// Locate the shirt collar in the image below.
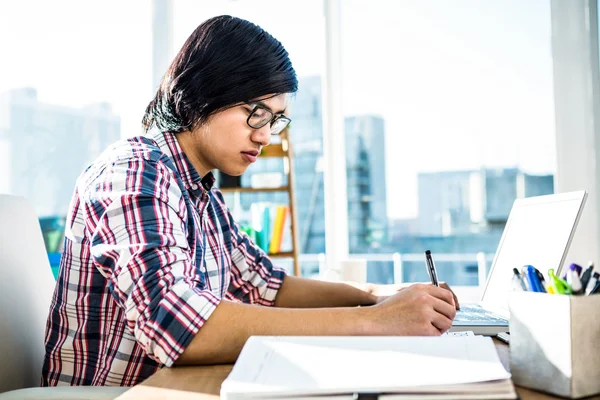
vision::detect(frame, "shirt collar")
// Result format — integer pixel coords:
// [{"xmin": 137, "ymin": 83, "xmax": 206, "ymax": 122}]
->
[{"xmin": 147, "ymin": 127, "xmax": 215, "ymax": 192}]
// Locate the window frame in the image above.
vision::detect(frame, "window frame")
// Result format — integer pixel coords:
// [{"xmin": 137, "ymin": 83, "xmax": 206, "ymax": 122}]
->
[{"xmin": 155, "ymin": 0, "xmax": 600, "ymax": 284}]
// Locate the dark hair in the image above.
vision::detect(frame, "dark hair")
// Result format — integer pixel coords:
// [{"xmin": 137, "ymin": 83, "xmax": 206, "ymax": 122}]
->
[{"xmin": 142, "ymin": 15, "xmax": 298, "ymax": 132}]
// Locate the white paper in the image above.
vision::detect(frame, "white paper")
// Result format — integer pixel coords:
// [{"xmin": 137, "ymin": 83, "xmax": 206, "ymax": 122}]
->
[{"xmin": 221, "ymin": 336, "xmax": 511, "ymax": 399}]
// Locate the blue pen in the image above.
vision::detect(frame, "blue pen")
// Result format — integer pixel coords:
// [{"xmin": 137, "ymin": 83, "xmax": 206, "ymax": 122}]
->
[{"xmin": 524, "ymin": 265, "xmax": 545, "ymax": 292}]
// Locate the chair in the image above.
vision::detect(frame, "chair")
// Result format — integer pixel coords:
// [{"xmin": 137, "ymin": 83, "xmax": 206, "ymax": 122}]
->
[{"xmin": 0, "ymin": 195, "xmax": 127, "ymax": 399}]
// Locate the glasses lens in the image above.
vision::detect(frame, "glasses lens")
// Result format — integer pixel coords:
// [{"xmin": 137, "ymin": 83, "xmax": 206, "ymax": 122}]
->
[
  {"xmin": 248, "ymin": 107, "xmax": 272, "ymax": 129},
  {"xmin": 270, "ymin": 117, "xmax": 291, "ymax": 135}
]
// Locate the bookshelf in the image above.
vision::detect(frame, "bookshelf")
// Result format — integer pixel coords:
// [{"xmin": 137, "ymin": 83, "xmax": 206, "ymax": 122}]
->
[{"xmin": 219, "ymin": 128, "xmax": 301, "ymax": 276}]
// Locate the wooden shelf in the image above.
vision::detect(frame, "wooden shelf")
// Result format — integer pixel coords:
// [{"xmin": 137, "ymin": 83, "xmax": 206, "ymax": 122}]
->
[
  {"xmin": 220, "ymin": 186, "xmax": 289, "ymax": 193},
  {"xmin": 260, "ymin": 143, "xmax": 287, "ymax": 158},
  {"xmin": 268, "ymin": 251, "xmax": 294, "ymax": 258}
]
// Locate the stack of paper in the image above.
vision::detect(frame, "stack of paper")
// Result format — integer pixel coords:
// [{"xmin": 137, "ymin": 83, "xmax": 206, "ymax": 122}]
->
[{"xmin": 221, "ymin": 336, "xmax": 516, "ymax": 400}]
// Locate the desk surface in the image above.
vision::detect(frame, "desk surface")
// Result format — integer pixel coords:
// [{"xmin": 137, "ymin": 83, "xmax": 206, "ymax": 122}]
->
[{"xmin": 116, "ymin": 339, "xmax": 599, "ymax": 400}]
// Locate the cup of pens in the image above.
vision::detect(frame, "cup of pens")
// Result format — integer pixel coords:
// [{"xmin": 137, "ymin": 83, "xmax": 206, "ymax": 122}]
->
[{"xmin": 509, "ymin": 262, "xmax": 600, "ymax": 399}]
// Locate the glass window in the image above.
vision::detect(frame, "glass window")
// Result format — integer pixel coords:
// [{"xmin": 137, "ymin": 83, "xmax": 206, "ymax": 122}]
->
[
  {"xmin": 0, "ymin": 1, "xmax": 152, "ymax": 276},
  {"xmin": 173, "ymin": 0, "xmax": 326, "ymax": 276},
  {"xmin": 340, "ymin": 0, "xmax": 556, "ymax": 285}
]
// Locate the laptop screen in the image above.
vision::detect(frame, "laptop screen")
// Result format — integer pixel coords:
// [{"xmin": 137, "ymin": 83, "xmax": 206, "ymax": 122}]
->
[{"xmin": 481, "ymin": 191, "xmax": 586, "ymax": 311}]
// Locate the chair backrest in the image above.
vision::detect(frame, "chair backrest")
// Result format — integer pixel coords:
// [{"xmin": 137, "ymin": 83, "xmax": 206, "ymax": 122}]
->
[{"xmin": 0, "ymin": 195, "xmax": 56, "ymax": 392}]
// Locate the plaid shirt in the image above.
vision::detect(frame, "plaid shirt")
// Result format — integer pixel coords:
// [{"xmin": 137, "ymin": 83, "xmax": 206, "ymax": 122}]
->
[{"xmin": 41, "ymin": 129, "xmax": 286, "ymax": 386}]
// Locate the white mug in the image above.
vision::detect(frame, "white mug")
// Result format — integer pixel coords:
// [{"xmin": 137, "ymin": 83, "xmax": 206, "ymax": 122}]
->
[{"xmin": 340, "ymin": 259, "xmax": 367, "ymax": 283}]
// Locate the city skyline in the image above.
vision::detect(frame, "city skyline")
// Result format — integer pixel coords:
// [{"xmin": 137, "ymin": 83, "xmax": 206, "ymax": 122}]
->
[
  {"xmin": 173, "ymin": 0, "xmax": 557, "ymax": 220},
  {"xmin": 0, "ymin": 83, "xmax": 557, "ymax": 220},
  {"xmin": 0, "ymin": 84, "xmax": 556, "ymax": 285},
  {"xmin": 0, "ymin": 87, "xmax": 121, "ymax": 217}
]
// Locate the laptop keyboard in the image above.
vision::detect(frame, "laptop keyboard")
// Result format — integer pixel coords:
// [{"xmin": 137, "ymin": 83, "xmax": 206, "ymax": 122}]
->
[{"xmin": 454, "ymin": 304, "xmax": 508, "ymax": 324}]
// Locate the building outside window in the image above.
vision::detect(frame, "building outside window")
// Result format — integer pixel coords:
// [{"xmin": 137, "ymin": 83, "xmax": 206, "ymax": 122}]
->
[
  {"xmin": 339, "ymin": 0, "xmax": 556, "ymax": 285},
  {"xmin": 0, "ymin": 1, "xmax": 152, "ymax": 276},
  {"xmin": 1, "ymin": 0, "xmax": 561, "ymax": 286}
]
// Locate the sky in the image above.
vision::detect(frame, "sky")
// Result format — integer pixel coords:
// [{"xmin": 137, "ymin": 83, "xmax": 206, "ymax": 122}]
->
[
  {"xmin": 0, "ymin": 0, "xmax": 152, "ymax": 137},
  {"xmin": 1, "ymin": 0, "xmax": 557, "ymax": 219}
]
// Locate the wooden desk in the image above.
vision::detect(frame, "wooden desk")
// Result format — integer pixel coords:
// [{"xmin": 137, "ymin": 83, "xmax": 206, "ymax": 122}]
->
[{"xmin": 117, "ymin": 339, "xmax": 598, "ymax": 400}]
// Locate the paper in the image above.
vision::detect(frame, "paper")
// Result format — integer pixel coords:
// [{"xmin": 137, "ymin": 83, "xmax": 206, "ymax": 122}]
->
[{"xmin": 221, "ymin": 336, "xmax": 513, "ymax": 400}]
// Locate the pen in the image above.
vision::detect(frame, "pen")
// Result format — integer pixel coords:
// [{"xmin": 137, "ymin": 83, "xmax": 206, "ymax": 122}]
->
[
  {"xmin": 512, "ymin": 268, "xmax": 527, "ymax": 291},
  {"xmin": 562, "ymin": 262, "xmax": 582, "ymax": 280},
  {"xmin": 589, "ymin": 279, "xmax": 600, "ymax": 295},
  {"xmin": 524, "ymin": 265, "xmax": 544, "ymax": 292},
  {"xmin": 520, "ymin": 266, "xmax": 530, "ymax": 291},
  {"xmin": 580, "ymin": 263, "xmax": 595, "ymax": 292},
  {"xmin": 586, "ymin": 272, "xmax": 600, "ymax": 295},
  {"xmin": 533, "ymin": 267, "xmax": 548, "ymax": 293},
  {"xmin": 425, "ymin": 250, "xmax": 439, "ymax": 287},
  {"xmin": 566, "ymin": 266, "xmax": 584, "ymax": 295},
  {"xmin": 549, "ymin": 268, "xmax": 571, "ymax": 295}
]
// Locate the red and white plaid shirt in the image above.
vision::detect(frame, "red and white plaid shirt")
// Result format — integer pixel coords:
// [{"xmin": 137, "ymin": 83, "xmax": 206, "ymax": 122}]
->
[{"xmin": 42, "ymin": 129, "xmax": 286, "ymax": 386}]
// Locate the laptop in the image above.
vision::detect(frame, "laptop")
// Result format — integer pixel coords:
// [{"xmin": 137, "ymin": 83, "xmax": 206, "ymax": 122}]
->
[{"xmin": 449, "ymin": 190, "xmax": 587, "ymax": 335}]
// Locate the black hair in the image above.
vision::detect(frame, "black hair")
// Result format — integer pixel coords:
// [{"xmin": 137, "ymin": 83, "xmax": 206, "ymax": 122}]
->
[{"xmin": 142, "ymin": 15, "xmax": 298, "ymax": 132}]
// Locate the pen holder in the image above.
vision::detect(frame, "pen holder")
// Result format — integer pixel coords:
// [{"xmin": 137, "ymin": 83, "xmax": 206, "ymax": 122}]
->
[{"xmin": 508, "ymin": 292, "xmax": 600, "ymax": 399}]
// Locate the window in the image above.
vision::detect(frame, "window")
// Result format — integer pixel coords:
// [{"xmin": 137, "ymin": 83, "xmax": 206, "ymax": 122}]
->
[
  {"xmin": 340, "ymin": 0, "xmax": 556, "ymax": 285},
  {"xmin": 172, "ymin": 0, "xmax": 326, "ymax": 276},
  {"xmin": 0, "ymin": 1, "xmax": 152, "ymax": 276}
]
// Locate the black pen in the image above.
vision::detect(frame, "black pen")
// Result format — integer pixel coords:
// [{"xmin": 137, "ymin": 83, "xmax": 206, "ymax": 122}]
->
[
  {"xmin": 590, "ymin": 279, "xmax": 600, "ymax": 295},
  {"xmin": 580, "ymin": 263, "xmax": 594, "ymax": 292},
  {"xmin": 425, "ymin": 250, "xmax": 439, "ymax": 287},
  {"xmin": 586, "ymin": 272, "xmax": 600, "ymax": 295}
]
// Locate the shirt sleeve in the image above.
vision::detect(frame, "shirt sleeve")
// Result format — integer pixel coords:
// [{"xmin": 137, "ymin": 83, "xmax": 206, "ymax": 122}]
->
[
  {"xmin": 213, "ymin": 191, "xmax": 287, "ymax": 306},
  {"xmin": 85, "ymin": 155, "xmax": 220, "ymax": 367}
]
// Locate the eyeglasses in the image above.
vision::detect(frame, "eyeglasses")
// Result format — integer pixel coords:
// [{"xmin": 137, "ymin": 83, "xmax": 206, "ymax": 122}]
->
[{"xmin": 246, "ymin": 103, "xmax": 291, "ymax": 135}]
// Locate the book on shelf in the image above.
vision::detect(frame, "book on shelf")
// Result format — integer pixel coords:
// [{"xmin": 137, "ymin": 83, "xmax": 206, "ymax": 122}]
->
[
  {"xmin": 268, "ymin": 206, "xmax": 288, "ymax": 254},
  {"xmin": 241, "ymin": 202, "xmax": 290, "ymax": 255}
]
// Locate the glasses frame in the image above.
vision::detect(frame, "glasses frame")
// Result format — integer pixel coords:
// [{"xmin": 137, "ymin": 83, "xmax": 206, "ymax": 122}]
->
[{"xmin": 245, "ymin": 104, "xmax": 292, "ymax": 135}]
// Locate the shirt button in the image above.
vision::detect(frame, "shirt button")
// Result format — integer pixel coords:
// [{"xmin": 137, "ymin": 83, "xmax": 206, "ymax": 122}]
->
[{"xmin": 191, "ymin": 183, "xmax": 199, "ymax": 191}]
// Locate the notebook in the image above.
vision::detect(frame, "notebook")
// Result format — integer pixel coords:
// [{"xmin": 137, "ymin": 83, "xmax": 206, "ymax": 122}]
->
[
  {"xmin": 220, "ymin": 336, "xmax": 517, "ymax": 400},
  {"xmin": 450, "ymin": 190, "xmax": 587, "ymax": 335}
]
